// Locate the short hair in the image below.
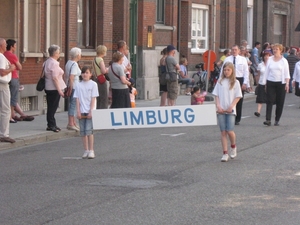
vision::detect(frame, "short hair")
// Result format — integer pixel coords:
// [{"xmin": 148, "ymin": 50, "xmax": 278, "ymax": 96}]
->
[
  {"xmin": 223, "ymin": 49, "xmax": 230, "ymax": 55},
  {"xmin": 272, "ymin": 43, "xmax": 284, "ymax": 52},
  {"xmin": 81, "ymin": 66, "xmax": 92, "ymax": 74},
  {"xmin": 290, "ymin": 48, "xmax": 297, "ymax": 55},
  {"xmin": 117, "ymin": 40, "xmax": 126, "ymax": 50},
  {"xmin": 179, "ymin": 57, "xmax": 187, "ymax": 65},
  {"xmin": 241, "ymin": 40, "xmax": 247, "ymax": 45},
  {"xmin": 48, "ymin": 45, "xmax": 60, "ymax": 56},
  {"xmin": 6, "ymin": 39, "xmax": 16, "ymax": 51},
  {"xmin": 231, "ymin": 44, "xmax": 240, "ymax": 49},
  {"xmin": 96, "ymin": 45, "xmax": 107, "ymax": 55},
  {"xmin": 255, "ymin": 41, "xmax": 260, "ymax": 46},
  {"xmin": 112, "ymin": 51, "xmax": 124, "ymax": 62},
  {"xmin": 69, "ymin": 47, "xmax": 81, "ymax": 59}
]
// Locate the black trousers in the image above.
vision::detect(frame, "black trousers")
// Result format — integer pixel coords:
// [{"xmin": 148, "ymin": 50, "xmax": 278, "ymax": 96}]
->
[
  {"xmin": 45, "ymin": 90, "xmax": 61, "ymax": 128},
  {"xmin": 235, "ymin": 77, "xmax": 245, "ymax": 123},
  {"xmin": 265, "ymin": 80, "xmax": 286, "ymax": 122}
]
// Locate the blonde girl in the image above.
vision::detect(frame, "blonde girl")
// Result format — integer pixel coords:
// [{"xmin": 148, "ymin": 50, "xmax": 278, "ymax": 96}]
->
[{"xmin": 212, "ymin": 62, "xmax": 242, "ymax": 162}]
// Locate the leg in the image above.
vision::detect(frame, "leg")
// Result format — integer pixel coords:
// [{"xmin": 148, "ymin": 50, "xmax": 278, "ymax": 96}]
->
[
  {"xmin": 275, "ymin": 83, "xmax": 286, "ymax": 122},
  {"xmin": 235, "ymin": 77, "xmax": 244, "ymax": 123},
  {"xmin": 160, "ymin": 91, "xmax": 168, "ymax": 106},
  {"xmin": 45, "ymin": 90, "xmax": 61, "ymax": 128},
  {"xmin": 82, "ymin": 136, "xmax": 88, "ymax": 150},
  {"xmin": 0, "ymin": 86, "xmax": 11, "ymax": 138},
  {"xmin": 88, "ymin": 134, "xmax": 94, "ymax": 150},
  {"xmin": 220, "ymin": 131, "xmax": 228, "ymax": 152},
  {"xmin": 257, "ymin": 103, "xmax": 262, "ymax": 114},
  {"xmin": 265, "ymin": 81, "xmax": 277, "ymax": 122}
]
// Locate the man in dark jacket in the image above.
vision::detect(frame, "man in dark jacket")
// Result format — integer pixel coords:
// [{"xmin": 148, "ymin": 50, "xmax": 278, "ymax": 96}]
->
[{"xmin": 286, "ymin": 48, "xmax": 300, "ymax": 93}]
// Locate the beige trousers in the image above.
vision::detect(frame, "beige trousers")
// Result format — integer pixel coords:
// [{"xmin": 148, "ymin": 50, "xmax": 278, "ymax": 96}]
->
[{"xmin": 0, "ymin": 83, "xmax": 11, "ymax": 137}]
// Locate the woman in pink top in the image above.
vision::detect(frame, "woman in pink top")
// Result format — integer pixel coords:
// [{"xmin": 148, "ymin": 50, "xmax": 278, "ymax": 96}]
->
[{"xmin": 44, "ymin": 45, "xmax": 66, "ymax": 132}]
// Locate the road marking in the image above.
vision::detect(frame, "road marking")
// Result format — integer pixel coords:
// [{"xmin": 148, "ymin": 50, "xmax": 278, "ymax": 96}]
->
[
  {"xmin": 161, "ymin": 133, "xmax": 186, "ymax": 137},
  {"xmin": 288, "ymin": 104, "xmax": 295, "ymax": 107},
  {"xmin": 62, "ymin": 157, "xmax": 82, "ymax": 160},
  {"xmin": 241, "ymin": 116, "xmax": 251, "ymax": 119},
  {"xmin": 295, "ymin": 172, "xmax": 300, "ymax": 176}
]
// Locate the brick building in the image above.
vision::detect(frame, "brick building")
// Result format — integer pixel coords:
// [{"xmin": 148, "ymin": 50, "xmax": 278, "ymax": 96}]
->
[{"xmin": 0, "ymin": 0, "xmax": 299, "ymax": 115}]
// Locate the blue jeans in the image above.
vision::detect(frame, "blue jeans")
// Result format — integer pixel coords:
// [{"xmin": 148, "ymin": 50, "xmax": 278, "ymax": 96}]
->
[
  {"xmin": 217, "ymin": 113, "xmax": 236, "ymax": 131},
  {"xmin": 68, "ymin": 89, "xmax": 76, "ymax": 116},
  {"xmin": 79, "ymin": 113, "xmax": 93, "ymax": 136},
  {"xmin": 179, "ymin": 78, "xmax": 193, "ymax": 88}
]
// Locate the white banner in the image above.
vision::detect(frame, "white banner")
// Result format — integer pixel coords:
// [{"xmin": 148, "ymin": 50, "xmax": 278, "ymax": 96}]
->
[{"xmin": 92, "ymin": 104, "xmax": 217, "ymax": 130}]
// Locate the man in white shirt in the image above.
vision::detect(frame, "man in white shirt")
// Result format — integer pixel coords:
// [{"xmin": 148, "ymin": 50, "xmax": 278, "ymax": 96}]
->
[
  {"xmin": 0, "ymin": 38, "xmax": 16, "ymax": 143},
  {"xmin": 222, "ymin": 44, "xmax": 249, "ymax": 125},
  {"xmin": 117, "ymin": 40, "xmax": 132, "ymax": 78}
]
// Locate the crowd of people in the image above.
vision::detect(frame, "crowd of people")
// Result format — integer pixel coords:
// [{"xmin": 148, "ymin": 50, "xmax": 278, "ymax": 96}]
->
[
  {"xmin": 213, "ymin": 41, "xmax": 300, "ymax": 161},
  {"xmin": 0, "ymin": 39, "xmax": 137, "ymax": 159},
  {"xmin": 1, "ymin": 36, "xmax": 300, "ymax": 162}
]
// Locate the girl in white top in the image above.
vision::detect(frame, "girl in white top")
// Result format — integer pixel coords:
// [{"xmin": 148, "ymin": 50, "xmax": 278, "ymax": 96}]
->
[
  {"xmin": 212, "ymin": 62, "xmax": 242, "ymax": 162},
  {"xmin": 74, "ymin": 66, "xmax": 99, "ymax": 159},
  {"xmin": 263, "ymin": 43, "xmax": 290, "ymax": 126},
  {"xmin": 254, "ymin": 51, "xmax": 271, "ymax": 117}
]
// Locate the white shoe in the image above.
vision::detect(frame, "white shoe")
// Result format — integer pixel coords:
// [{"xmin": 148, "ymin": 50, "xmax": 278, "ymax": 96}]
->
[
  {"xmin": 221, "ymin": 154, "xmax": 229, "ymax": 162},
  {"xmin": 82, "ymin": 150, "xmax": 90, "ymax": 159},
  {"xmin": 230, "ymin": 147, "xmax": 237, "ymax": 159},
  {"xmin": 67, "ymin": 125, "xmax": 79, "ymax": 131},
  {"xmin": 88, "ymin": 150, "xmax": 95, "ymax": 159}
]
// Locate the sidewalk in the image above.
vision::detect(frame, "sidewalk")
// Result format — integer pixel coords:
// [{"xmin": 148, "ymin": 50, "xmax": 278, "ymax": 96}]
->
[{"xmin": 0, "ymin": 93, "xmax": 255, "ymax": 151}]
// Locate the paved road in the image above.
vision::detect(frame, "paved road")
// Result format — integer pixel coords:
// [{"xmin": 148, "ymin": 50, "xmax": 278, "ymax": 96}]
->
[{"xmin": 1, "ymin": 93, "xmax": 300, "ymax": 224}]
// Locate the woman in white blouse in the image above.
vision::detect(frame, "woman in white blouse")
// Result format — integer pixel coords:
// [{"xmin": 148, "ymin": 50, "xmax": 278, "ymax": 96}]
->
[
  {"xmin": 263, "ymin": 43, "xmax": 290, "ymax": 126},
  {"xmin": 254, "ymin": 51, "xmax": 271, "ymax": 117},
  {"xmin": 292, "ymin": 60, "xmax": 300, "ymax": 102}
]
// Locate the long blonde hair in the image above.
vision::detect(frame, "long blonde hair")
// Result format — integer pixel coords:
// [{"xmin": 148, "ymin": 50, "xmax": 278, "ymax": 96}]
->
[{"xmin": 219, "ymin": 62, "xmax": 236, "ymax": 90}]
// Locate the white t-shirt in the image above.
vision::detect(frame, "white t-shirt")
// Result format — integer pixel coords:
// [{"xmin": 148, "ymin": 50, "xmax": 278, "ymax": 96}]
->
[
  {"xmin": 0, "ymin": 53, "xmax": 12, "ymax": 84},
  {"xmin": 74, "ymin": 80, "xmax": 99, "ymax": 113},
  {"xmin": 65, "ymin": 60, "xmax": 81, "ymax": 89},
  {"xmin": 212, "ymin": 78, "xmax": 242, "ymax": 115},
  {"xmin": 257, "ymin": 62, "xmax": 267, "ymax": 85}
]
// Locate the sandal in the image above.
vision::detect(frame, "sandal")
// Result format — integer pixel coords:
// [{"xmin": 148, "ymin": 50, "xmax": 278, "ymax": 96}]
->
[
  {"xmin": 13, "ymin": 116, "xmax": 23, "ymax": 121},
  {"xmin": 46, "ymin": 127, "xmax": 60, "ymax": 132},
  {"xmin": 20, "ymin": 115, "xmax": 34, "ymax": 121},
  {"xmin": 10, "ymin": 119, "xmax": 17, "ymax": 123}
]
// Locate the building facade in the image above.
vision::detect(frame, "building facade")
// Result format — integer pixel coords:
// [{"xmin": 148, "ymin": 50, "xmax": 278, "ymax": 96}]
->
[{"xmin": 0, "ymin": 0, "xmax": 299, "ymax": 115}]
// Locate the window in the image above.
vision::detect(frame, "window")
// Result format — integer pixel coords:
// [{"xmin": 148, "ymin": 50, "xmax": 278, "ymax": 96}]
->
[
  {"xmin": 23, "ymin": 0, "xmax": 41, "ymax": 53},
  {"xmin": 191, "ymin": 4, "xmax": 209, "ymax": 53},
  {"xmin": 247, "ymin": 4, "xmax": 253, "ymax": 49},
  {"xmin": 77, "ymin": 0, "xmax": 96, "ymax": 49},
  {"xmin": 274, "ymin": 14, "xmax": 283, "ymax": 44},
  {"xmin": 156, "ymin": 0, "xmax": 165, "ymax": 24}
]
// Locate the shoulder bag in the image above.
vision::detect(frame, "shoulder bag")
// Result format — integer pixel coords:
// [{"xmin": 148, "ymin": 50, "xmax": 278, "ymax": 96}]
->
[
  {"xmin": 64, "ymin": 62, "xmax": 75, "ymax": 98},
  {"xmin": 36, "ymin": 64, "xmax": 46, "ymax": 91},
  {"xmin": 94, "ymin": 58, "xmax": 109, "ymax": 84}
]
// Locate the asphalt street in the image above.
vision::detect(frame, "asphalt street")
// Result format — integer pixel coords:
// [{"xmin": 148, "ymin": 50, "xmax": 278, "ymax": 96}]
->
[{"xmin": 1, "ymin": 93, "xmax": 300, "ymax": 225}]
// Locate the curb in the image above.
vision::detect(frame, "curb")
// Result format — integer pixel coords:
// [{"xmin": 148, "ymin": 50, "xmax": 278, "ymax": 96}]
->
[{"xmin": 0, "ymin": 130, "xmax": 80, "ymax": 151}]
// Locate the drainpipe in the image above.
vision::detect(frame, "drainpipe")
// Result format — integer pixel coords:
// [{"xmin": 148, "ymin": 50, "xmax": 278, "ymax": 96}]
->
[
  {"xmin": 64, "ymin": 0, "xmax": 70, "ymax": 111},
  {"xmin": 177, "ymin": 0, "xmax": 181, "ymax": 53},
  {"xmin": 213, "ymin": 0, "xmax": 216, "ymax": 52}
]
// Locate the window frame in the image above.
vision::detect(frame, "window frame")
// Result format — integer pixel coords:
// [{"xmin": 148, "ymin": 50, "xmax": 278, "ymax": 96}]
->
[
  {"xmin": 156, "ymin": 0, "xmax": 165, "ymax": 24},
  {"xmin": 77, "ymin": 0, "xmax": 96, "ymax": 49},
  {"xmin": 191, "ymin": 4, "xmax": 209, "ymax": 54}
]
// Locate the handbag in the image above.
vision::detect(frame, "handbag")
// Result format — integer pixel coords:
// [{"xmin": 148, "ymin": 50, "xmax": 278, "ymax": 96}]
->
[
  {"xmin": 36, "ymin": 64, "xmax": 46, "ymax": 91},
  {"xmin": 165, "ymin": 57, "xmax": 178, "ymax": 82},
  {"xmin": 64, "ymin": 63, "xmax": 75, "ymax": 97},
  {"xmin": 94, "ymin": 58, "xmax": 109, "ymax": 84},
  {"xmin": 97, "ymin": 74, "xmax": 107, "ymax": 84},
  {"xmin": 158, "ymin": 65, "xmax": 167, "ymax": 85}
]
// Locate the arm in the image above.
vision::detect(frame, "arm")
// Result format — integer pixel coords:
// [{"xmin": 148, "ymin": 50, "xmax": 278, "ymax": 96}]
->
[
  {"xmin": 0, "ymin": 64, "xmax": 16, "ymax": 76},
  {"xmin": 243, "ymin": 59, "xmax": 250, "ymax": 89},
  {"xmin": 76, "ymin": 98, "xmax": 81, "ymax": 119},
  {"xmin": 226, "ymin": 97, "xmax": 241, "ymax": 113},
  {"xmin": 99, "ymin": 60, "xmax": 108, "ymax": 74},
  {"xmin": 215, "ymin": 96, "xmax": 224, "ymax": 114},
  {"xmin": 88, "ymin": 97, "xmax": 97, "ymax": 118},
  {"xmin": 120, "ymin": 75, "xmax": 131, "ymax": 85}
]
